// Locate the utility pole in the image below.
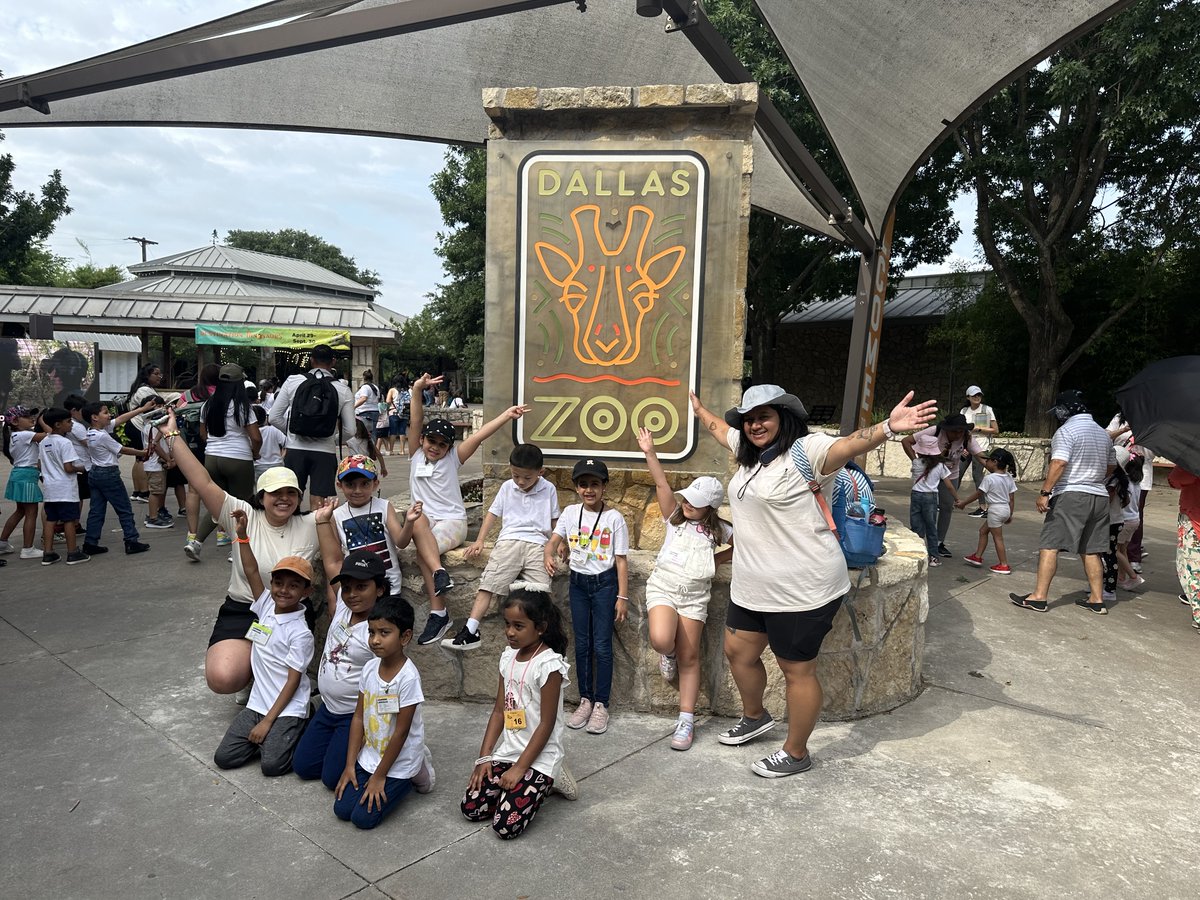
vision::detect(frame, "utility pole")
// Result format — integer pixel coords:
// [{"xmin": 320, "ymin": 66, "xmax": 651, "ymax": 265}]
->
[{"xmin": 125, "ymin": 236, "xmax": 158, "ymax": 262}]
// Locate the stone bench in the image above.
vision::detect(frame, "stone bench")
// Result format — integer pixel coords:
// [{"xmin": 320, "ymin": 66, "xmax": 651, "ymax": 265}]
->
[{"xmin": 391, "ymin": 523, "xmax": 928, "ymax": 721}]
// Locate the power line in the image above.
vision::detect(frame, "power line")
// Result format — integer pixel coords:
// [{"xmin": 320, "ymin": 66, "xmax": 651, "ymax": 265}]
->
[{"xmin": 125, "ymin": 236, "xmax": 159, "ymax": 262}]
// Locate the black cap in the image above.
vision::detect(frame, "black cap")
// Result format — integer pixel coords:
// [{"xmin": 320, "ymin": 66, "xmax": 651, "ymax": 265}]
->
[
  {"xmin": 422, "ymin": 418, "xmax": 457, "ymax": 444},
  {"xmin": 332, "ymin": 549, "xmax": 388, "ymax": 584},
  {"xmin": 571, "ymin": 458, "xmax": 609, "ymax": 482},
  {"xmin": 1049, "ymin": 389, "xmax": 1087, "ymax": 411},
  {"xmin": 938, "ymin": 412, "xmax": 973, "ymax": 431}
]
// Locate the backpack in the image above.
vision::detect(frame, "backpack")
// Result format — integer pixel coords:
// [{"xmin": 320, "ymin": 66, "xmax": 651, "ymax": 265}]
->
[
  {"xmin": 789, "ymin": 438, "xmax": 885, "ymax": 569},
  {"xmin": 176, "ymin": 400, "xmax": 206, "ymax": 455},
  {"xmin": 289, "ymin": 372, "xmax": 341, "ymax": 438}
]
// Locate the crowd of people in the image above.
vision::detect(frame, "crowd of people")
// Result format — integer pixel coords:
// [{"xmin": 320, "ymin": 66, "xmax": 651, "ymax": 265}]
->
[{"xmin": 2, "ymin": 355, "xmax": 1195, "ymax": 835}]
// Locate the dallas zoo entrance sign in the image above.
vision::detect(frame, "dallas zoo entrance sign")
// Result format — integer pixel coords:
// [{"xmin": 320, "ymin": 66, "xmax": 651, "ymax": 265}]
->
[{"xmin": 515, "ymin": 152, "xmax": 707, "ymax": 461}]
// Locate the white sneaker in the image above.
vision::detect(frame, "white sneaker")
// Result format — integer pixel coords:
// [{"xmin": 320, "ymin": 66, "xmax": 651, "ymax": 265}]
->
[
  {"xmin": 0, "ymin": 540, "xmax": 13, "ymax": 554},
  {"xmin": 553, "ymin": 761, "xmax": 579, "ymax": 800},
  {"xmin": 659, "ymin": 654, "xmax": 677, "ymax": 681},
  {"xmin": 184, "ymin": 539, "xmax": 202, "ymax": 561},
  {"xmin": 20, "ymin": 547, "xmax": 42, "ymax": 560},
  {"xmin": 413, "ymin": 745, "xmax": 436, "ymax": 794}
]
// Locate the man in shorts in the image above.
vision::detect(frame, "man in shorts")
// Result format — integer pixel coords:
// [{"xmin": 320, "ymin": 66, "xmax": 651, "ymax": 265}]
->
[
  {"xmin": 268, "ymin": 345, "xmax": 356, "ymax": 508},
  {"xmin": 1011, "ymin": 390, "xmax": 1116, "ymax": 615}
]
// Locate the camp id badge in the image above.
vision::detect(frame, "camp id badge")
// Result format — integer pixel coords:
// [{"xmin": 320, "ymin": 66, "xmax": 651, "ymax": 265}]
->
[
  {"xmin": 333, "ymin": 622, "xmax": 352, "ymax": 644},
  {"xmin": 245, "ymin": 621, "xmax": 273, "ymax": 646},
  {"xmin": 504, "ymin": 708, "xmax": 528, "ymax": 731},
  {"xmin": 569, "ymin": 546, "xmax": 589, "ymax": 567},
  {"xmin": 375, "ymin": 695, "xmax": 400, "ymax": 714},
  {"xmin": 414, "ymin": 463, "xmax": 435, "ymax": 479}
]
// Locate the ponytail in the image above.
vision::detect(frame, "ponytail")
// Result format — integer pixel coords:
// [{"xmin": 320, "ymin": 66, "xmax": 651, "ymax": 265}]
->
[{"xmin": 503, "ymin": 585, "xmax": 568, "ymax": 655}]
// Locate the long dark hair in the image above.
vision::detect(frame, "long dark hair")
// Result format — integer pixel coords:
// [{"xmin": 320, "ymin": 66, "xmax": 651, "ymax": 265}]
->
[
  {"xmin": 503, "ymin": 586, "xmax": 568, "ymax": 655},
  {"xmin": 204, "ymin": 380, "xmax": 251, "ymax": 437},
  {"xmin": 1107, "ymin": 465, "xmax": 1131, "ymax": 508},
  {"xmin": 733, "ymin": 405, "xmax": 809, "ymax": 469},
  {"xmin": 668, "ymin": 504, "xmax": 730, "ymax": 546},
  {"xmin": 127, "ymin": 363, "xmax": 160, "ymax": 404},
  {"xmin": 1124, "ymin": 455, "xmax": 1145, "ymax": 485}
]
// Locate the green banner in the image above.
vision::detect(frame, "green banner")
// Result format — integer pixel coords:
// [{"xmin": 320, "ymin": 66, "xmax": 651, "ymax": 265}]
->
[{"xmin": 195, "ymin": 325, "xmax": 350, "ymax": 349}]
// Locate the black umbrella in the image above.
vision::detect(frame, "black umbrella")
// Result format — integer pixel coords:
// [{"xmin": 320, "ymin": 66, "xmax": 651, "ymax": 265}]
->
[{"xmin": 1115, "ymin": 355, "xmax": 1200, "ymax": 475}]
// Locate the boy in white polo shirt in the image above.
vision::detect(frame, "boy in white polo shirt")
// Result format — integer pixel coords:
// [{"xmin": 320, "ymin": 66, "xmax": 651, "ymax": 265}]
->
[
  {"xmin": 214, "ymin": 509, "xmax": 315, "ymax": 776},
  {"xmin": 442, "ymin": 443, "xmax": 560, "ymax": 650}
]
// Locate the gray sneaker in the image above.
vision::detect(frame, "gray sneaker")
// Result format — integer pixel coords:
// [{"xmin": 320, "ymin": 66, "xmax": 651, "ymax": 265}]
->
[
  {"xmin": 553, "ymin": 761, "xmax": 579, "ymax": 801},
  {"xmin": 751, "ymin": 748, "xmax": 813, "ymax": 778},
  {"xmin": 716, "ymin": 712, "xmax": 776, "ymax": 746}
]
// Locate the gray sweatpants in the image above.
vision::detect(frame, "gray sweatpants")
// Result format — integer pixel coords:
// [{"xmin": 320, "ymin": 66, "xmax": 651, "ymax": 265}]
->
[{"xmin": 214, "ymin": 707, "xmax": 307, "ymax": 776}]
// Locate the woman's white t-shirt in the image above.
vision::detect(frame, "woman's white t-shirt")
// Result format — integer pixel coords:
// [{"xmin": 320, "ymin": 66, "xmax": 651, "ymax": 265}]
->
[
  {"xmin": 960, "ymin": 403, "xmax": 997, "ymax": 450},
  {"xmin": 357, "ymin": 657, "xmax": 425, "ymax": 779},
  {"xmin": 409, "ymin": 446, "xmax": 466, "ymax": 521},
  {"xmin": 317, "ymin": 596, "xmax": 373, "ymax": 715},
  {"xmin": 980, "ymin": 472, "xmax": 1017, "ymax": 508},
  {"xmin": 216, "ymin": 495, "xmax": 318, "ymax": 605},
  {"xmin": 491, "ymin": 646, "xmax": 569, "ymax": 779},
  {"xmin": 202, "ymin": 404, "xmax": 254, "ymax": 460},
  {"xmin": 911, "ymin": 459, "xmax": 949, "ymax": 493},
  {"xmin": 355, "ymin": 384, "xmax": 379, "ymax": 409},
  {"xmin": 8, "ymin": 430, "xmax": 38, "ymax": 468},
  {"xmin": 726, "ymin": 430, "xmax": 850, "ymax": 613}
]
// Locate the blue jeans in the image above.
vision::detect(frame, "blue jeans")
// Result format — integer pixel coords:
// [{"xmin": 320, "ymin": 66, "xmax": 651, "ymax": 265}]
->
[
  {"xmin": 333, "ymin": 762, "xmax": 412, "ymax": 829},
  {"xmin": 910, "ymin": 491, "xmax": 939, "ymax": 558},
  {"xmin": 86, "ymin": 465, "xmax": 139, "ymax": 545},
  {"xmin": 569, "ymin": 568, "xmax": 618, "ymax": 705},
  {"xmin": 292, "ymin": 704, "xmax": 354, "ymax": 788}
]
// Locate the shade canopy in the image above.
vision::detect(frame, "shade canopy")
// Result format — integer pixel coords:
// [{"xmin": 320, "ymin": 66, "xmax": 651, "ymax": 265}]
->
[{"xmin": 0, "ymin": 0, "xmax": 1135, "ymax": 245}]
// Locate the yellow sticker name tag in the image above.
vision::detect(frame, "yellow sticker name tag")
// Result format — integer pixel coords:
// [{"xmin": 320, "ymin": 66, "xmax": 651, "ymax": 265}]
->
[
  {"xmin": 504, "ymin": 708, "xmax": 527, "ymax": 731},
  {"xmin": 245, "ymin": 622, "xmax": 273, "ymax": 646},
  {"xmin": 375, "ymin": 695, "xmax": 400, "ymax": 715}
]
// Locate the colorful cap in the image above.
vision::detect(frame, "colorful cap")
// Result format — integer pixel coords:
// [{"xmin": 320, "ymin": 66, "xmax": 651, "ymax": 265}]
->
[
  {"xmin": 4, "ymin": 405, "xmax": 36, "ymax": 421},
  {"xmin": 337, "ymin": 454, "xmax": 378, "ymax": 481},
  {"xmin": 422, "ymin": 418, "xmax": 457, "ymax": 444},
  {"xmin": 332, "ymin": 549, "xmax": 388, "ymax": 584},
  {"xmin": 572, "ymin": 458, "xmax": 609, "ymax": 482},
  {"xmin": 679, "ymin": 476, "xmax": 724, "ymax": 509},
  {"xmin": 256, "ymin": 466, "xmax": 300, "ymax": 494},
  {"xmin": 271, "ymin": 555, "xmax": 314, "ymax": 583}
]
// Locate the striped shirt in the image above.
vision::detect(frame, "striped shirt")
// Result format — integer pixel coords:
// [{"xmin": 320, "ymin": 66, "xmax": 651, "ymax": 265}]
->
[{"xmin": 1050, "ymin": 414, "xmax": 1116, "ymax": 497}]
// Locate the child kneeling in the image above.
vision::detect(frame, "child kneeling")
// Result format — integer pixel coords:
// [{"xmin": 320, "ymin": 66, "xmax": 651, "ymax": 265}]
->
[
  {"xmin": 335, "ymin": 597, "xmax": 433, "ymax": 830},
  {"xmin": 214, "ymin": 512, "xmax": 314, "ymax": 775}
]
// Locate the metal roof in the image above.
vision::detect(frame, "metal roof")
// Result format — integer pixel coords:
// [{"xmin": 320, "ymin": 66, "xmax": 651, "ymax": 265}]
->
[
  {"xmin": 128, "ymin": 245, "xmax": 378, "ymax": 298},
  {"xmin": 1, "ymin": 286, "xmax": 401, "ymax": 340},
  {"xmin": 54, "ymin": 330, "xmax": 143, "ymax": 353},
  {"xmin": 106, "ymin": 273, "xmax": 373, "ymax": 302},
  {"xmin": 780, "ymin": 272, "xmax": 987, "ymax": 325}
]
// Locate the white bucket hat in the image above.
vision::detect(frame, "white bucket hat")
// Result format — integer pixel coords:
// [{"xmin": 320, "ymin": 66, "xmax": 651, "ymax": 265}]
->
[
  {"xmin": 679, "ymin": 476, "xmax": 724, "ymax": 509},
  {"xmin": 724, "ymin": 384, "xmax": 808, "ymax": 427}
]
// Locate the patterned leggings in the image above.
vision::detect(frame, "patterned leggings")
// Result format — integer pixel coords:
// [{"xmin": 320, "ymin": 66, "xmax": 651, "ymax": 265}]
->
[
  {"xmin": 1177, "ymin": 514, "xmax": 1200, "ymax": 627},
  {"xmin": 1102, "ymin": 523, "xmax": 1121, "ymax": 593},
  {"xmin": 460, "ymin": 761, "xmax": 554, "ymax": 840}
]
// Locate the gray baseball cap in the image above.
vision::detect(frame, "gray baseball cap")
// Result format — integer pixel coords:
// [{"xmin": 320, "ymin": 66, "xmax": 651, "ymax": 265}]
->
[{"xmin": 724, "ymin": 384, "xmax": 808, "ymax": 427}]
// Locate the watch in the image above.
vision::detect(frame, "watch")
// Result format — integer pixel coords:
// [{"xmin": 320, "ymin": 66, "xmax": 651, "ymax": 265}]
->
[{"xmin": 1039, "ymin": 490, "xmax": 1053, "ymax": 497}]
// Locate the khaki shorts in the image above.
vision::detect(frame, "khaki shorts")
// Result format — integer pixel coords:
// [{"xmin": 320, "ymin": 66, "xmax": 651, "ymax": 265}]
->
[
  {"xmin": 478, "ymin": 539, "xmax": 551, "ymax": 594},
  {"xmin": 1039, "ymin": 492, "xmax": 1110, "ymax": 556},
  {"xmin": 428, "ymin": 517, "xmax": 468, "ymax": 554},
  {"xmin": 146, "ymin": 470, "xmax": 166, "ymax": 495},
  {"xmin": 645, "ymin": 568, "xmax": 712, "ymax": 623}
]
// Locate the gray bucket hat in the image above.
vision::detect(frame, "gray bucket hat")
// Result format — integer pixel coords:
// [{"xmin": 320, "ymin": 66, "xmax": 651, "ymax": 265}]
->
[{"xmin": 724, "ymin": 384, "xmax": 808, "ymax": 427}]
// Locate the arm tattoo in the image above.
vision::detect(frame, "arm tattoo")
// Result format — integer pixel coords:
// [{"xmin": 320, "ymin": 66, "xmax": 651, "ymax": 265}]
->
[
  {"xmin": 855, "ymin": 425, "xmax": 875, "ymax": 441},
  {"xmin": 708, "ymin": 421, "xmax": 718, "ymax": 431}
]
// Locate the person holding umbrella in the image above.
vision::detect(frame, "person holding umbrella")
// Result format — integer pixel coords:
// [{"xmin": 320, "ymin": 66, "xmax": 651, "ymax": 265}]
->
[{"xmin": 1011, "ymin": 390, "xmax": 1116, "ymax": 615}]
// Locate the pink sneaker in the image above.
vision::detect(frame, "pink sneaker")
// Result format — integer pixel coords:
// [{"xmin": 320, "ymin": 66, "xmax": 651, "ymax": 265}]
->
[
  {"xmin": 1118, "ymin": 576, "xmax": 1146, "ymax": 591},
  {"xmin": 567, "ymin": 698, "xmax": 592, "ymax": 730},
  {"xmin": 963, "ymin": 555, "xmax": 984, "ymax": 567},
  {"xmin": 989, "ymin": 564, "xmax": 1012, "ymax": 575},
  {"xmin": 585, "ymin": 701, "xmax": 609, "ymax": 735}
]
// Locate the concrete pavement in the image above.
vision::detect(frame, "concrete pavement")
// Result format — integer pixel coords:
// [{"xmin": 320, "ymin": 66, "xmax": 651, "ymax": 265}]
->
[{"xmin": 1, "ymin": 463, "xmax": 1195, "ymax": 899}]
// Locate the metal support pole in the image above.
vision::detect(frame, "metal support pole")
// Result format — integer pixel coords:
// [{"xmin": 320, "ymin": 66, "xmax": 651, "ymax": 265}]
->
[{"xmin": 839, "ymin": 214, "xmax": 894, "ymax": 435}]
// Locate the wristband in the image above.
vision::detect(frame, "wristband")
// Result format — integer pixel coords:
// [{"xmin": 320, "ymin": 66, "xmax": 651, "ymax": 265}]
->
[
  {"xmin": 881, "ymin": 420, "xmax": 896, "ymax": 439},
  {"xmin": 475, "ymin": 755, "xmax": 493, "ymax": 766},
  {"xmin": 235, "ymin": 537, "xmax": 250, "ymax": 544},
  {"xmin": 617, "ymin": 595, "xmax": 629, "ymax": 601},
  {"xmin": 160, "ymin": 430, "xmax": 180, "ymax": 438}
]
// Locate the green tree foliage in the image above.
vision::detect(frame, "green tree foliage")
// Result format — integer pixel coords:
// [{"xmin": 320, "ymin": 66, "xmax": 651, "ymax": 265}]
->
[
  {"xmin": 224, "ymin": 227, "xmax": 381, "ymax": 288},
  {"xmin": 955, "ymin": 0, "xmax": 1200, "ymax": 435},
  {"xmin": 425, "ymin": 146, "xmax": 487, "ymax": 376},
  {"xmin": 0, "ymin": 130, "xmax": 72, "ymax": 285},
  {"xmin": 706, "ymin": 0, "xmax": 961, "ymax": 383}
]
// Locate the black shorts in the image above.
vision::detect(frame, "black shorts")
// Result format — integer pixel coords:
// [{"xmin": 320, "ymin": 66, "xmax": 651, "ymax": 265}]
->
[
  {"xmin": 165, "ymin": 465, "xmax": 187, "ymax": 489},
  {"xmin": 76, "ymin": 471, "xmax": 91, "ymax": 501},
  {"xmin": 285, "ymin": 449, "xmax": 336, "ymax": 499},
  {"xmin": 726, "ymin": 596, "xmax": 844, "ymax": 662},
  {"xmin": 44, "ymin": 501, "xmax": 82, "ymax": 523},
  {"xmin": 125, "ymin": 425, "xmax": 144, "ymax": 451},
  {"xmin": 208, "ymin": 596, "xmax": 258, "ymax": 647}
]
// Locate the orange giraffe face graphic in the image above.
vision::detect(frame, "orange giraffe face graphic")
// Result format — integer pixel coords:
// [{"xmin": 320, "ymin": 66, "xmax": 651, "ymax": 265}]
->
[{"xmin": 535, "ymin": 205, "xmax": 686, "ymax": 367}]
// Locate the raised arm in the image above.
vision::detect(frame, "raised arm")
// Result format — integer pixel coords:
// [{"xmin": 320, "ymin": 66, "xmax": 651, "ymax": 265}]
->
[
  {"xmin": 113, "ymin": 400, "xmax": 156, "ymax": 429},
  {"xmin": 459, "ymin": 404, "xmax": 532, "ymax": 464},
  {"xmin": 155, "ymin": 408, "xmax": 228, "ymax": 518},
  {"xmin": 822, "ymin": 392, "xmax": 937, "ymax": 476},
  {"xmin": 313, "ymin": 499, "xmax": 345, "ymax": 582},
  {"xmin": 690, "ymin": 391, "xmax": 731, "ymax": 448},
  {"xmin": 637, "ymin": 427, "xmax": 677, "ymax": 519},
  {"xmin": 406, "ymin": 373, "xmax": 440, "ymax": 456},
  {"xmin": 231, "ymin": 509, "xmax": 265, "ymax": 599}
]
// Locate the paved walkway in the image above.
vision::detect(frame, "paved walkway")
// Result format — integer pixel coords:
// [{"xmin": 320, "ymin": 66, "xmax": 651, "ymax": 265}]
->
[{"xmin": 1, "ymin": 463, "xmax": 1194, "ymax": 899}]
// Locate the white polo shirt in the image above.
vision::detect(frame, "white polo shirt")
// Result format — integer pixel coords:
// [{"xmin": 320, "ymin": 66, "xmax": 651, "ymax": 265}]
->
[
  {"xmin": 86, "ymin": 423, "xmax": 124, "ymax": 467},
  {"xmin": 491, "ymin": 477, "xmax": 561, "ymax": 545},
  {"xmin": 247, "ymin": 590, "xmax": 314, "ymax": 719},
  {"xmin": 357, "ymin": 657, "xmax": 426, "ymax": 779}
]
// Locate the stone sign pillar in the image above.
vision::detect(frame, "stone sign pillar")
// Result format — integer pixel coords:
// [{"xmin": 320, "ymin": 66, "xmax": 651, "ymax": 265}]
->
[{"xmin": 481, "ymin": 84, "xmax": 755, "ymax": 546}]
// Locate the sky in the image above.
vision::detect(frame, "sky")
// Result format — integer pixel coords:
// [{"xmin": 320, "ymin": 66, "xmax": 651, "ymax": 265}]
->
[{"xmin": 3, "ymin": 2, "xmax": 980, "ymax": 319}]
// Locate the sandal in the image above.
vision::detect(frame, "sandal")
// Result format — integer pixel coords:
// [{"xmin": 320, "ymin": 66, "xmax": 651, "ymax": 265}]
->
[{"xmin": 1074, "ymin": 598, "xmax": 1108, "ymax": 615}]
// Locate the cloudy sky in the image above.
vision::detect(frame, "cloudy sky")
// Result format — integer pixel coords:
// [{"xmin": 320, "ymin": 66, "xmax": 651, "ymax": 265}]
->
[{"xmin": 4, "ymin": 2, "xmax": 978, "ymax": 318}]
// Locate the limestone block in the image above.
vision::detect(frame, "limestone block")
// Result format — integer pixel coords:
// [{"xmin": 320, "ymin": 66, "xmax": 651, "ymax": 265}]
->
[
  {"xmin": 735, "ymin": 83, "xmax": 760, "ymax": 106},
  {"xmin": 855, "ymin": 589, "xmax": 922, "ymax": 714},
  {"xmin": 539, "ymin": 87, "xmax": 584, "ymax": 110},
  {"xmin": 817, "ymin": 650, "xmax": 864, "ymax": 717},
  {"xmin": 636, "ymin": 84, "xmax": 686, "ymax": 107},
  {"xmin": 684, "ymin": 84, "xmax": 739, "ymax": 106},
  {"xmin": 481, "ymin": 87, "xmax": 505, "ymax": 112},
  {"xmin": 582, "ymin": 86, "xmax": 632, "ymax": 108},
  {"xmin": 504, "ymin": 87, "xmax": 538, "ymax": 109}
]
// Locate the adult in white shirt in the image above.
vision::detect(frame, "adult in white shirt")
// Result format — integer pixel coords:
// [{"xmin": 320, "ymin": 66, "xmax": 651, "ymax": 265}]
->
[
  {"xmin": 959, "ymin": 386, "xmax": 999, "ymax": 514},
  {"xmin": 354, "ymin": 370, "xmax": 381, "ymax": 433},
  {"xmin": 690, "ymin": 384, "xmax": 936, "ymax": 779},
  {"xmin": 1106, "ymin": 410, "xmax": 1153, "ymax": 568},
  {"xmin": 268, "ymin": 344, "xmax": 356, "ymax": 508}
]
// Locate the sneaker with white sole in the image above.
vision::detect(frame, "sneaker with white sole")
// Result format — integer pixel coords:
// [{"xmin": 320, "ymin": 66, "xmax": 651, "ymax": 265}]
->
[
  {"xmin": 234, "ymin": 682, "xmax": 252, "ymax": 706},
  {"xmin": 717, "ymin": 712, "xmax": 776, "ymax": 745},
  {"xmin": 19, "ymin": 547, "xmax": 42, "ymax": 560},
  {"xmin": 184, "ymin": 539, "xmax": 202, "ymax": 561},
  {"xmin": 441, "ymin": 624, "xmax": 481, "ymax": 651},
  {"xmin": 751, "ymin": 748, "xmax": 813, "ymax": 778},
  {"xmin": 553, "ymin": 761, "xmax": 579, "ymax": 800},
  {"xmin": 66, "ymin": 551, "xmax": 90, "ymax": 566},
  {"xmin": 670, "ymin": 718, "xmax": 694, "ymax": 751},
  {"xmin": 1118, "ymin": 576, "xmax": 1146, "ymax": 591},
  {"xmin": 143, "ymin": 518, "xmax": 173, "ymax": 530},
  {"xmin": 41, "ymin": 552, "xmax": 61, "ymax": 566},
  {"xmin": 433, "ymin": 568, "xmax": 454, "ymax": 596},
  {"xmin": 0, "ymin": 539, "xmax": 13, "ymax": 554},
  {"xmin": 416, "ymin": 613, "xmax": 452, "ymax": 646},
  {"xmin": 585, "ymin": 701, "xmax": 610, "ymax": 734},
  {"xmin": 215, "ymin": 530, "xmax": 232, "ymax": 547},
  {"xmin": 659, "ymin": 654, "xmax": 677, "ymax": 681},
  {"xmin": 567, "ymin": 698, "xmax": 593, "ymax": 730},
  {"xmin": 413, "ymin": 745, "xmax": 436, "ymax": 794},
  {"xmin": 988, "ymin": 564, "xmax": 1012, "ymax": 575},
  {"xmin": 963, "ymin": 554, "xmax": 984, "ymax": 567}
]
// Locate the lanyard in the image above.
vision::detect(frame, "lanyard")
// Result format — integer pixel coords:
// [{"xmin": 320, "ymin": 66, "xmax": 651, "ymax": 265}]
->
[
  {"xmin": 507, "ymin": 642, "xmax": 543, "ymax": 706},
  {"xmin": 578, "ymin": 502, "xmax": 604, "ymax": 540}
]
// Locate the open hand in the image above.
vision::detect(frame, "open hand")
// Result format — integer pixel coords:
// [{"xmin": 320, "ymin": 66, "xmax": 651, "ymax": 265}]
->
[
  {"xmin": 886, "ymin": 392, "xmax": 938, "ymax": 434},
  {"xmin": 313, "ymin": 497, "xmax": 339, "ymax": 524},
  {"xmin": 636, "ymin": 426, "xmax": 655, "ymax": 453},
  {"xmin": 334, "ymin": 766, "xmax": 359, "ymax": 801},
  {"xmin": 230, "ymin": 508, "xmax": 249, "ymax": 539}
]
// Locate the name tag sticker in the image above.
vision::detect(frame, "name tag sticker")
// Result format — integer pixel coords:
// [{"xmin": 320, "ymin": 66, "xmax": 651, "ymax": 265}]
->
[
  {"xmin": 569, "ymin": 547, "xmax": 588, "ymax": 566},
  {"xmin": 375, "ymin": 695, "xmax": 400, "ymax": 714},
  {"xmin": 504, "ymin": 708, "xmax": 527, "ymax": 731},
  {"xmin": 333, "ymin": 622, "xmax": 352, "ymax": 644},
  {"xmin": 245, "ymin": 622, "xmax": 273, "ymax": 646},
  {"xmin": 414, "ymin": 463, "xmax": 435, "ymax": 479}
]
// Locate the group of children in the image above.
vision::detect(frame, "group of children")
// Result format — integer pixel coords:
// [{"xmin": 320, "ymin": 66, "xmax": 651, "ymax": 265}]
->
[{"xmin": 207, "ymin": 377, "xmax": 735, "ymax": 836}]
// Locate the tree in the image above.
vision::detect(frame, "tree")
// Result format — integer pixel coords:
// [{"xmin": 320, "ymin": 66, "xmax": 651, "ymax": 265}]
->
[
  {"xmin": 0, "ymin": 130, "xmax": 72, "ymax": 285},
  {"xmin": 955, "ymin": 0, "xmax": 1200, "ymax": 435},
  {"xmin": 425, "ymin": 146, "xmax": 487, "ymax": 376},
  {"xmin": 706, "ymin": 0, "xmax": 961, "ymax": 383},
  {"xmin": 224, "ymin": 227, "xmax": 381, "ymax": 288}
]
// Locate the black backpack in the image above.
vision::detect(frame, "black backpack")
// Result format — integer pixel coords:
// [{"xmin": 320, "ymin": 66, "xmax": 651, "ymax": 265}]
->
[
  {"xmin": 176, "ymin": 400, "xmax": 207, "ymax": 454},
  {"xmin": 289, "ymin": 372, "xmax": 341, "ymax": 438}
]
